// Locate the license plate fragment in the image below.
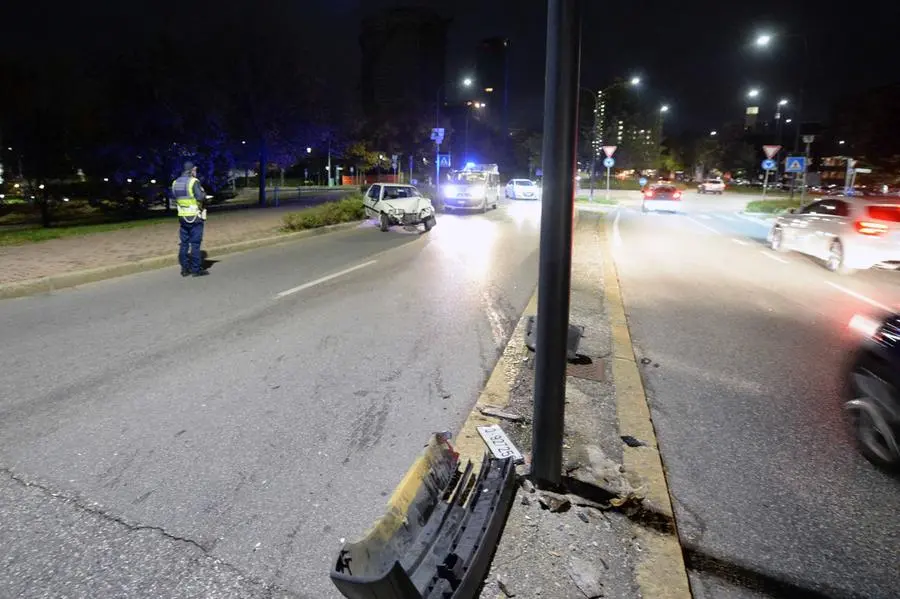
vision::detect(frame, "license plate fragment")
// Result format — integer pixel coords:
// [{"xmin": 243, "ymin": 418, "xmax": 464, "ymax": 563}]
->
[{"xmin": 477, "ymin": 424, "xmax": 524, "ymax": 463}]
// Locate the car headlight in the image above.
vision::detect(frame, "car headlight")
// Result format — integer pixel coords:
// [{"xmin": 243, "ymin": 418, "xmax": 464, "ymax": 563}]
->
[
  {"xmin": 444, "ymin": 185, "xmax": 458, "ymax": 197},
  {"xmin": 390, "ymin": 207, "xmax": 405, "ymax": 215}
]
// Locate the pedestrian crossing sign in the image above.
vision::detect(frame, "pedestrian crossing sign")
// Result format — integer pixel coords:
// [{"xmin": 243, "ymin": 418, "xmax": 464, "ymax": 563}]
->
[{"xmin": 784, "ymin": 156, "xmax": 806, "ymax": 173}]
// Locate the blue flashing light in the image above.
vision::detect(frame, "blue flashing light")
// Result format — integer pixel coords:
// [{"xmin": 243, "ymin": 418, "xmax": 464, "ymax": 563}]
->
[{"xmin": 465, "ymin": 161, "xmax": 476, "ymax": 169}]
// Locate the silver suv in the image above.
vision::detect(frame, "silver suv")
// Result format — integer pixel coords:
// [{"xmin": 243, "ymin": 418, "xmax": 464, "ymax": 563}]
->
[{"xmin": 768, "ymin": 196, "xmax": 900, "ymax": 274}]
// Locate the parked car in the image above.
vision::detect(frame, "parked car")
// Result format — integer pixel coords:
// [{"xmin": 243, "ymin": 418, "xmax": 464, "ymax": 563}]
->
[
  {"xmin": 845, "ymin": 312, "xmax": 900, "ymax": 469},
  {"xmin": 698, "ymin": 178, "xmax": 725, "ymax": 194},
  {"xmin": 768, "ymin": 196, "xmax": 900, "ymax": 274},
  {"xmin": 363, "ymin": 183, "xmax": 436, "ymax": 232}
]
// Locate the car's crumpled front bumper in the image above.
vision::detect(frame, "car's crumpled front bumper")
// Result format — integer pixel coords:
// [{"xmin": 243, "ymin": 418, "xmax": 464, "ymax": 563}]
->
[{"xmin": 389, "ymin": 211, "xmax": 433, "ymax": 226}]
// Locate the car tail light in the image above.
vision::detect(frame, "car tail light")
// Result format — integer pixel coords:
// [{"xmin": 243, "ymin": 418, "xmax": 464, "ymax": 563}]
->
[
  {"xmin": 644, "ymin": 191, "xmax": 654, "ymax": 198},
  {"xmin": 854, "ymin": 220, "xmax": 889, "ymax": 236},
  {"xmin": 673, "ymin": 192, "xmax": 682, "ymax": 200}
]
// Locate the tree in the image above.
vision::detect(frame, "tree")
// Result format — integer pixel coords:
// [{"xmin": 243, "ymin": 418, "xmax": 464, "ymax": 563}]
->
[{"xmin": 832, "ymin": 84, "xmax": 900, "ymax": 184}]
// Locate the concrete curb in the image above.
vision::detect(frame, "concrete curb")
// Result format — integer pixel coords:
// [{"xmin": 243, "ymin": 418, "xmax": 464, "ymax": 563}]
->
[
  {"xmin": 600, "ymin": 212, "xmax": 693, "ymax": 599},
  {"xmin": 454, "ymin": 290, "xmax": 538, "ymax": 471},
  {"xmin": 0, "ymin": 220, "xmax": 364, "ymax": 300}
]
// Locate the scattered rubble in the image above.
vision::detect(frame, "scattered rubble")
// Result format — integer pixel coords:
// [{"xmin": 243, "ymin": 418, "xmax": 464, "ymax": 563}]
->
[
  {"xmin": 538, "ymin": 491, "xmax": 571, "ymax": 513},
  {"xmin": 567, "ymin": 556, "xmax": 605, "ymax": 599},
  {"xmin": 620, "ymin": 435, "xmax": 647, "ymax": 448},
  {"xmin": 496, "ymin": 574, "xmax": 515, "ymax": 597},
  {"xmin": 478, "ymin": 405, "xmax": 526, "ymax": 422}
]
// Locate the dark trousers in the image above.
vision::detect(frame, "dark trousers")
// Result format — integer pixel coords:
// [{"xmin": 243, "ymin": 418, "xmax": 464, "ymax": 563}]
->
[{"xmin": 179, "ymin": 218, "xmax": 204, "ymax": 273}]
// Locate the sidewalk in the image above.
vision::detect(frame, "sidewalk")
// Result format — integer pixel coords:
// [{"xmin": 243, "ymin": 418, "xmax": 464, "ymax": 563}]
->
[
  {"xmin": 474, "ymin": 211, "xmax": 690, "ymax": 599},
  {"xmin": 0, "ymin": 207, "xmax": 305, "ymax": 286}
]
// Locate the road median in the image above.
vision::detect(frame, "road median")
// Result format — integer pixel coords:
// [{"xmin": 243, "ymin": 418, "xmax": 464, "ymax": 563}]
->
[{"xmin": 450, "ymin": 211, "xmax": 692, "ymax": 598}]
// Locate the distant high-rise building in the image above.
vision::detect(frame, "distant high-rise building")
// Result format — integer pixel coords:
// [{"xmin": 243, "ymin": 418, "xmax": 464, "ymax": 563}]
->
[
  {"xmin": 359, "ymin": 7, "xmax": 449, "ymax": 122},
  {"xmin": 591, "ymin": 82, "xmax": 654, "ymax": 170},
  {"xmin": 474, "ymin": 37, "xmax": 509, "ymax": 133}
]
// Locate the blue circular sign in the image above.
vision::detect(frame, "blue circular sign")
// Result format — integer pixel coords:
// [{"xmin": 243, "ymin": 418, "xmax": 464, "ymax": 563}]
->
[
  {"xmin": 762, "ymin": 159, "xmax": 776, "ymax": 171},
  {"xmin": 603, "ymin": 157, "xmax": 615, "ymax": 168},
  {"xmin": 639, "ymin": 177, "xmax": 648, "ymax": 186}
]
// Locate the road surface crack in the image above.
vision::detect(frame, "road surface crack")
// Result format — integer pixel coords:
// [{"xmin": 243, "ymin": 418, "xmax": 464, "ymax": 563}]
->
[
  {"xmin": 1, "ymin": 464, "xmax": 211, "ymax": 551},
  {"xmin": 0, "ymin": 465, "xmax": 307, "ymax": 597}
]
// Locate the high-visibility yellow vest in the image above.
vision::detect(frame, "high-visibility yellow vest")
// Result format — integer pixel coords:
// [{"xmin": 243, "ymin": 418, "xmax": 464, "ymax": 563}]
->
[{"xmin": 171, "ymin": 175, "xmax": 200, "ymax": 219}]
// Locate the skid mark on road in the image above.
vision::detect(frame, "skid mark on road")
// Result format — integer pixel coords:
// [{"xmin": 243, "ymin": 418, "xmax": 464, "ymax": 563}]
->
[{"xmin": 825, "ymin": 281, "xmax": 893, "ymax": 313}]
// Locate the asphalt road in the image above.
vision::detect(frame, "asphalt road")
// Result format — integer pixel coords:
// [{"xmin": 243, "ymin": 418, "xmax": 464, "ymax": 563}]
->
[
  {"xmin": 611, "ymin": 191, "xmax": 900, "ymax": 599},
  {"xmin": 0, "ymin": 199, "xmax": 543, "ymax": 598}
]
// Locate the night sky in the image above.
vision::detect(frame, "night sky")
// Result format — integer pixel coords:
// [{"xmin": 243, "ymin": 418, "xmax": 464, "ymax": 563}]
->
[{"xmin": 3, "ymin": 0, "xmax": 897, "ymax": 133}]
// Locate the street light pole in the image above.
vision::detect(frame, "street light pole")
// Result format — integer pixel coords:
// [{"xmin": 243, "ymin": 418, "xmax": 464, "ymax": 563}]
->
[{"xmin": 532, "ymin": 0, "xmax": 581, "ymax": 489}]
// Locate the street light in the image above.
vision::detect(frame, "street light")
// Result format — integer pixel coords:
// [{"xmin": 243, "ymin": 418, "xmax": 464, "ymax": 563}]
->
[
  {"xmin": 630, "ymin": 76, "xmax": 641, "ymax": 86},
  {"xmin": 786, "ymin": 118, "xmax": 793, "ymax": 123},
  {"xmin": 462, "ymin": 77, "xmax": 473, "ymax": 87},
  {"xmin": 755, "ymin": 34, "xmax": 772, "ymax": 46},
  {"xmin": 710, "ymin": 130, "xmax": 718, "ymax": 136},
  {"xmin": 306, "ymin": 147, "xmax": 312, "ymax": 154},
  {"xmin": 660, "ymin": 104, "xmax": 669, "ymax": 113},
  {"xmin": 839, "ymin": 140, "xmax": 846, "ymax": 145},
  {"xmin": 778, "ymin": 98, "xmax": 789, "ymax": 106},
  {"xmin": 747, "ymin": 88, "xmax": 760, "ymax": 98}
]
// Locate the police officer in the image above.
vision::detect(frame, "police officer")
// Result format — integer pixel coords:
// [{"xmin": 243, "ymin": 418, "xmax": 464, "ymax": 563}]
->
[{"xmin": 171, "ymin": 162, "xmax": 209, "ymax": 277}]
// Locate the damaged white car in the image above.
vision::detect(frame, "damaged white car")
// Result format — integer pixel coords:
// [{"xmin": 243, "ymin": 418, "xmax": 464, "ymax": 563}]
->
[{"xmin": 363, "ymin": 183, "xmax": 437, "ymax": 232}]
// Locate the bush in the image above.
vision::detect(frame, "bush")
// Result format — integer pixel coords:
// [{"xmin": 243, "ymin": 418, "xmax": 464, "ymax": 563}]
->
[
  {"xmin": 282, "ymin": 195, "xmax": 366, "ymax": 231},
  {"xmin": 744, "ymin": 199, "xmax": 803, "ymax": 214}
]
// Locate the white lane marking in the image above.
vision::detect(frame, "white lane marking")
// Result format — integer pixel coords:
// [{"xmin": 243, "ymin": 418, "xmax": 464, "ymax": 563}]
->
[
  {"xmin": 716, "ymin": 214, "xmax": 736, "ymax": 222},
  {"xmin": 613, "ymin": 209, "xmax": 623, "ymax": 248},
  {"xmin": 686, "ymin": 217, "xmax": 720, "ymax": 234},
  {"xmin": 731, "ymin": 238, "xmax": 750, "ymax": 246},
  {"xmin": 698, "ymin": 214, "xmax": 712, "ymax": 220},
  {"xmin": 760, "ymin": 251, "xmax": 789, "ymax": 264},
  {"xmin": 275, "ymin": 260, "xmax": 377, "ymax": 299},
  {"xmin": 825, "ymin": 281, "xmax": 893, "ymax": 313},
  {"xmin": 735, "ymin": 212, "xmax": 772, "ymax": 227}
]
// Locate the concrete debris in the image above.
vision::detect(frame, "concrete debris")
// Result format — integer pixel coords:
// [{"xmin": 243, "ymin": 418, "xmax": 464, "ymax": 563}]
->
[
  {"xmin": 520, "ymin": 478, "xmax": 536, "ymax": 493},
  {"xmin": 521, "ymin": 494, "xmax": 532, "ymax": 506},
  {"xmin": 577, "ymin": 510, "xmax": 590, "ymax": 523},
  {"xmin": 639, "ymin": 357, "xmax": 652, "ymax": 365},
  {"xmin": 496, "ymin": 574, "xmax": 515, "ymax": 597},
  {"xmin": 538, "ymin": 491, "xmax": 571, "ymax": 513},
  {"xmin": 567, "ymin": 556, "xmax": 604, "ymax": 599},
  {"xmin": 620, "ymin": 435, "xmax": 647, "ymax": 448},
  {"xmin": 478, "ymin": 405, "xmax": 525, "ymax": 422}
]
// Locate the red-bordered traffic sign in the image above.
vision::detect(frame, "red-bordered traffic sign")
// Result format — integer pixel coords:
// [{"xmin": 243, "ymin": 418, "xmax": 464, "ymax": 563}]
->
[
  {"xmin": 602, "ymin": 145, "xmax": 617, "ymax": 158},
  {"xmin": 763, "ymin": 145, "xmax": 781, "ymax": 159}
]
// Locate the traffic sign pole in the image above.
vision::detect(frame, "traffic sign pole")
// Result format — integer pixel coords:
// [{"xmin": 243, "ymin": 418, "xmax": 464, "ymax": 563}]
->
[
  {"xmin": 606, "ymin": 164, "xmax": 611, "ymax": 202},
  {"xmin": 762, "ymin": 169, "xmax": 770, "ymax": 199}
]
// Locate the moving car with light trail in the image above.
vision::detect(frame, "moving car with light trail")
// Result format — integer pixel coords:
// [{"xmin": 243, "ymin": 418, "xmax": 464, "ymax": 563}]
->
[
  {"xmin": 505, "ymin": 178, "xmax": 540, "ymax": 200},
  {"xmin": 443, "ymin": 163, "xmax": 501, "ymax": 213},
  {"xmin": 845, "ymin": 312, "xmax": 900, "ymax": 469},
  {"xmin": 363, "ymin": 183, "xmax": 436, "ymax": 232},
  {"xmin": 768, "ymin": 196, "xmax": 900, "ymax": 274},
  {"xmin": 642, "ymin": 183, "xmax": 683, "ymax": 213}
]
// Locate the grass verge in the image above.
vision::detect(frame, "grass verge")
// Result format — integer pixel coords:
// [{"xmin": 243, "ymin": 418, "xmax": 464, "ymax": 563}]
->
[
  {"xmin": 282, "ymin": 195, "xmax": 366, "ymax": 231},
  {"xmin": 0, "ymin": 217, "xmax": 173, "ymax": 246},
  {"xmin": 576, "ymin": 197, "xmax": 619, "ymax": 205},
  {"xmin": 744, "ymin": 199, "xmax": 803, "ymax": 214}
]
